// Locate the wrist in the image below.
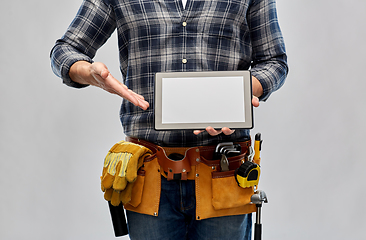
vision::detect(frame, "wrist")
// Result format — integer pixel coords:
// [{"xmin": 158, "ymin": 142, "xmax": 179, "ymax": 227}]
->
[
  {"xmin": 69, "ymin": 61, "xmax": 92, "ymax": 85},
  {"xmin": 252, "ymin": 76, "xmax": 263, "ymax": 98}
]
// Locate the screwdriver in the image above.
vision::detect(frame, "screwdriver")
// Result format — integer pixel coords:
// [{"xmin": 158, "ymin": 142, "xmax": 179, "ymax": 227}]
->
[{"xmin": 253, "ymin": 133, "xmax": 262, "ymax": 161}]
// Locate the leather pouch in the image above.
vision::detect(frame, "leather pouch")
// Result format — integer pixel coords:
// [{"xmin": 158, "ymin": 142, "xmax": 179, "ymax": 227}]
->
[
  {"xmin": 211, "ymin": 170, "xmax": 253, "ymax": 210},
  {"xmin": 124, "ymin": 157, "xmax": 161, "ymax": 217},
  {"xmin": 127, "ymin": 169, "xmax": 145, "ymax": 208},
  {"xmin": 195, "ymin": 156, "xmax": 261, "ymax": 220}
]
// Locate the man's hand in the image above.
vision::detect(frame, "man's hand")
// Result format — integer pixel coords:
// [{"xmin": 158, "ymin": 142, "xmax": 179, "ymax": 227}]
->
[
  {"xmin": 193, "ymin": 76, "xmax": 262, "ymax": 136},
  {"xmin": 69, "ymin": 61, "xmax": 149, "ymax": 110}
]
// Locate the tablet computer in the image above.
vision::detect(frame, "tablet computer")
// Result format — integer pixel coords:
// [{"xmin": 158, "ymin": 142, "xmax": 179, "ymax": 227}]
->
[{"xmin": 154, "ymin": 71, "xmax": 253, "ymax": 130}]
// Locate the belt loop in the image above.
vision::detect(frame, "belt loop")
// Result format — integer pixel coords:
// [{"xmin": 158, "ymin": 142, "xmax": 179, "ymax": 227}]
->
[
  {"xmin": 167, "ymin": 169, "xmax": 174, "ymax": 180},
  {"xmin": 181, "ymin": 172, "xmax": 188, "ymax": 180}
]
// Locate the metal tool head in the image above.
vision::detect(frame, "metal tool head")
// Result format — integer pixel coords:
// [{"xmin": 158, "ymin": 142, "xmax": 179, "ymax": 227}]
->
[
  {"xmin": 247, "ymin": 145, "xmax": 254, "ymax": 162},
  {"xmin": 220, "ymin": 154, "xmax": 230, "ymax": 171},
  {"xmin": 214, "ymin": 142, "xmax": 242, "ymax": 160},
  {"xmin": 251, "ymin": 190, "xmax": 268, "ymax": 204},
  {"xmin": 215, "ymin": 142, "xmax": 234, "ymax": 153}
]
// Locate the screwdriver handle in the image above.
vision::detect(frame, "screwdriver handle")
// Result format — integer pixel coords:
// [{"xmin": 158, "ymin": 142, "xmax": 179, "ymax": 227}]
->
[{"xmin": 253, "ymin": 133, "xmax": 262, "ymax": 161}]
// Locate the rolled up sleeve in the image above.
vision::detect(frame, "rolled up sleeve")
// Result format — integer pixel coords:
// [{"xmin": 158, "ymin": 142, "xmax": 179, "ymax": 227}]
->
[
  {"xmin": 50, "ymin": 0, "xmax": 116, "ymax": 88},
  {"xmin": 248, "ymin": 0, "xmax": 289, "ymax": 101}
]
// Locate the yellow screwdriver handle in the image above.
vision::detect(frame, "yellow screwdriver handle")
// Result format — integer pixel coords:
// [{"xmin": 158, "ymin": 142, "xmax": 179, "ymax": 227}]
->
[{"xmin": 253, "ymin": 133, "xmax": 262, "ymax": 161}]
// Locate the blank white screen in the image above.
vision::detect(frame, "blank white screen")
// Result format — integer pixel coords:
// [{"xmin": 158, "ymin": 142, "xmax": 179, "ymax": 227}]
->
[{"xmin": 161, "ymin": 76, "xmax": 245, "ymax": 124}]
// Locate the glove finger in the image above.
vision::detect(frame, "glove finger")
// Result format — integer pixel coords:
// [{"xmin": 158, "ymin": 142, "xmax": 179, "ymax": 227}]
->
[
  {"xmin": 111, "ymin": 190, "xmax": 121, "ymax": 207},
  {"xmin": 101, "ymin": 166, "xmax": 107, "ymax": 179},
  {"xmin": 125, "ymin": 155, "xmax": 139, "ymax": 182},
  {"xmin": 101, "ymin": 173, "xmax": 115, "ymax": 189},
  {"xmin": 119, "ymin": 152, "xmax": 132, "ymax": 178},
  {"xmin": 113, "ymin": 158, "xmax": 128, "ymax": 190},
  {"xmin": 104, "ymin": 188, "xmax": 113, "ymax": 201},
  {"xmin": 126, "ymin": 151, "xmax": 149, "ymax": 182},
  {"xmin": 121, "ymin": 182, "xmax": 134, "ymax": 204},
  {"xmin": 113, "ymin": 176, "xmax": 127, "ymax": 191},
  {"xmin": 100, "ymin": 169, "xmax": 107, "ymax": 192},
  {"xmin": 101, "ymin": 153, "xmax": 121, "ymax": 189}
]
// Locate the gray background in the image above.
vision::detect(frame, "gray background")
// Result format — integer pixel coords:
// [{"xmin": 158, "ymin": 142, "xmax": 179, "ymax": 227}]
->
[{"xmin": 1, "ymin": 0, "xmax": 365, "ymax": 239}]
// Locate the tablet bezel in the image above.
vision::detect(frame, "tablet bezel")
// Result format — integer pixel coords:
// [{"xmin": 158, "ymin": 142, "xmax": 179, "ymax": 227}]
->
[{"xmin": 154, "ymin": 71, "xmax": 253, "ymax": 130}]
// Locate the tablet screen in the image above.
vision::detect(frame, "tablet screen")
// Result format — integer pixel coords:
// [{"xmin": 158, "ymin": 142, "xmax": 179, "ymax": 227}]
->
[{"xmin": 155, "ymin": 71, "xmax": 253, "ymax": 130}]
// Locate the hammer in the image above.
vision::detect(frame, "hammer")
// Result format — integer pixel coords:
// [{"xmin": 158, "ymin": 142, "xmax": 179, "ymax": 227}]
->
[{"xmin": 251, "ymin": 190, "xmax": 268, "ymax": 240}]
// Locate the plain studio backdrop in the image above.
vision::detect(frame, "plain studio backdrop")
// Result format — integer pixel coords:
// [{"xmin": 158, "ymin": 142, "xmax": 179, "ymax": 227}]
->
[{"xmin": 0, "ymin": 0, "xmax": 365, "ymax": 239}]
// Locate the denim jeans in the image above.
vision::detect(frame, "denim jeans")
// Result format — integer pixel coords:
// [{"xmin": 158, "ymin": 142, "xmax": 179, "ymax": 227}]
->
[{"xmin": 126, "ymin": 176, "xmax": 252, "ymax": 240}]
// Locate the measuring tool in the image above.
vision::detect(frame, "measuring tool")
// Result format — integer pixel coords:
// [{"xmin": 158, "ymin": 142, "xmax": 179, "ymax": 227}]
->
[{"xmin": 235, "ymin": 133, "xmax": 262, "ymax": 188}]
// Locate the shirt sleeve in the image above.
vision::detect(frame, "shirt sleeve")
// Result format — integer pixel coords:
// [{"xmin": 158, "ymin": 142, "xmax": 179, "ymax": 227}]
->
[
  {"xmin": 248, "ymin": 0, "xmax": 289, "ymax": 101},
  {"xmin": 50, "ymin": 0, "xmax": 116, "ymax": 88}
]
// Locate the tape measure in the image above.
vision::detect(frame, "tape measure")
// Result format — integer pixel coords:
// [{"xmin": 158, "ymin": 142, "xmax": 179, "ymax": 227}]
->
[{"xmin": 235, "ymin": 161, "xmax": 260, "ymax": 188}]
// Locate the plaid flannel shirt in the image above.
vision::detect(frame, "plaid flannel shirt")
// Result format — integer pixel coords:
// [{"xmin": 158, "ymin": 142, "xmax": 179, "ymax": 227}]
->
[{"xmin": 51, "ymin": 0, "xmax": 288, "ymax": 147}]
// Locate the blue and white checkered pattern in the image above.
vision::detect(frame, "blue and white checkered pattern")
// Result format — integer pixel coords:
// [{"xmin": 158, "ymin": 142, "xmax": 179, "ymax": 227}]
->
[{"xmin": 51, "ymin": 0, "xmax": 288, "ymax": 147}]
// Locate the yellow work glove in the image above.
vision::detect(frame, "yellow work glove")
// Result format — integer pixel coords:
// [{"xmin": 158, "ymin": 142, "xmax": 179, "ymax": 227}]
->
[{"xmin": 101, "ymin": 141, "xmax": 152, "ymax": 206}]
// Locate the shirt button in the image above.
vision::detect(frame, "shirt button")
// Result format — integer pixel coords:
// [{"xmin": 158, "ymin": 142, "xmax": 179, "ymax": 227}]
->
[
  {"xmin": 182, "ymin": 59, "xmax": 187, "ymax": 64},
  {"xmin": 182, "ymin": 22, "xmax": 187, "ymax": 27}
]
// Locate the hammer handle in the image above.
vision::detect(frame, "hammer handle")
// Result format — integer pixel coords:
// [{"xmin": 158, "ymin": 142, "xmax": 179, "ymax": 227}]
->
[
  {"xmin": 254, "ymin": 223, "xmax": 262, "ymax": 240},
  {"xmin": 108, "ymin": 202, "xmax": 129, "ymax": 237}
]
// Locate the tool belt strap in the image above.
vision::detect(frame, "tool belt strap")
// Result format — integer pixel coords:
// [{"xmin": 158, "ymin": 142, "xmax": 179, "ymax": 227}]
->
[{"xmin": 126, "ymin": 137, "xmax": 251, "ymax": 180}]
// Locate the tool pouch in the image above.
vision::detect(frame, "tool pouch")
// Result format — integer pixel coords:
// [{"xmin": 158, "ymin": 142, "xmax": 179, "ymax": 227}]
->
[
  {"xmin": 101, "ymin": 141, "xmax": 153, "ymax": 207},
  {"xmin": 195, "ymin": 154, "xmax": 261, "ymax": 220},
  {"xmin": 212, "ymin": 152, "xmax": 261, "ymax": 210},
  {"xmin": 123, "ymin": 156, "xmax": 162, "ymax": 216},
  {"xmin": 211, "ymin": 170, "xmax": 253, "ymax": 210}
]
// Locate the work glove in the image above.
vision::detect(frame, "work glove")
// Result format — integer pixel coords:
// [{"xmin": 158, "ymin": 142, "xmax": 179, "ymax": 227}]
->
[{"xmin": 101, "ymin": 140, "xmax": 152, "ymax": 206}]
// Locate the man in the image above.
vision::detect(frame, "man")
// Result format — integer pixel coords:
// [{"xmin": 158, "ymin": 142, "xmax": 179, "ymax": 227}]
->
[{"xmin": 51, "ymin": 0, "xmax": 288, "ymax": 239}]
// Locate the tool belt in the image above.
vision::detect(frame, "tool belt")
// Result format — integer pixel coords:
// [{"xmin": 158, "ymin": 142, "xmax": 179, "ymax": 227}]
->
[
  {"xmin": 122, "ymin": 137, "xmax": 260, "ymax": 220},
  {"xmin": 126, "ymin": 137, "xmax": 251, "ymax": 181}
]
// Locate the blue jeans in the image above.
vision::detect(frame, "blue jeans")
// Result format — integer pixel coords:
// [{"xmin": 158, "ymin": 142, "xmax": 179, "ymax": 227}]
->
[{"xmin": 126, "ymin": 176, "xmax": 252, "ymax": 240}]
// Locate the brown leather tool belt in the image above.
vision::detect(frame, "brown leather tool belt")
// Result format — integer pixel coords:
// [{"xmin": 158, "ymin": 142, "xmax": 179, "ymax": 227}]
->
[{"xmin": 126, "ymin": 137, "xmax": 251, "ymax": 181}]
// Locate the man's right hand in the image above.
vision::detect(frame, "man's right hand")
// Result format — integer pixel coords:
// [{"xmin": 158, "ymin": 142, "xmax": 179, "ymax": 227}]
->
[{"xmin": 69, "ymin": 61, "xmax": 149, "ymax": 110}]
